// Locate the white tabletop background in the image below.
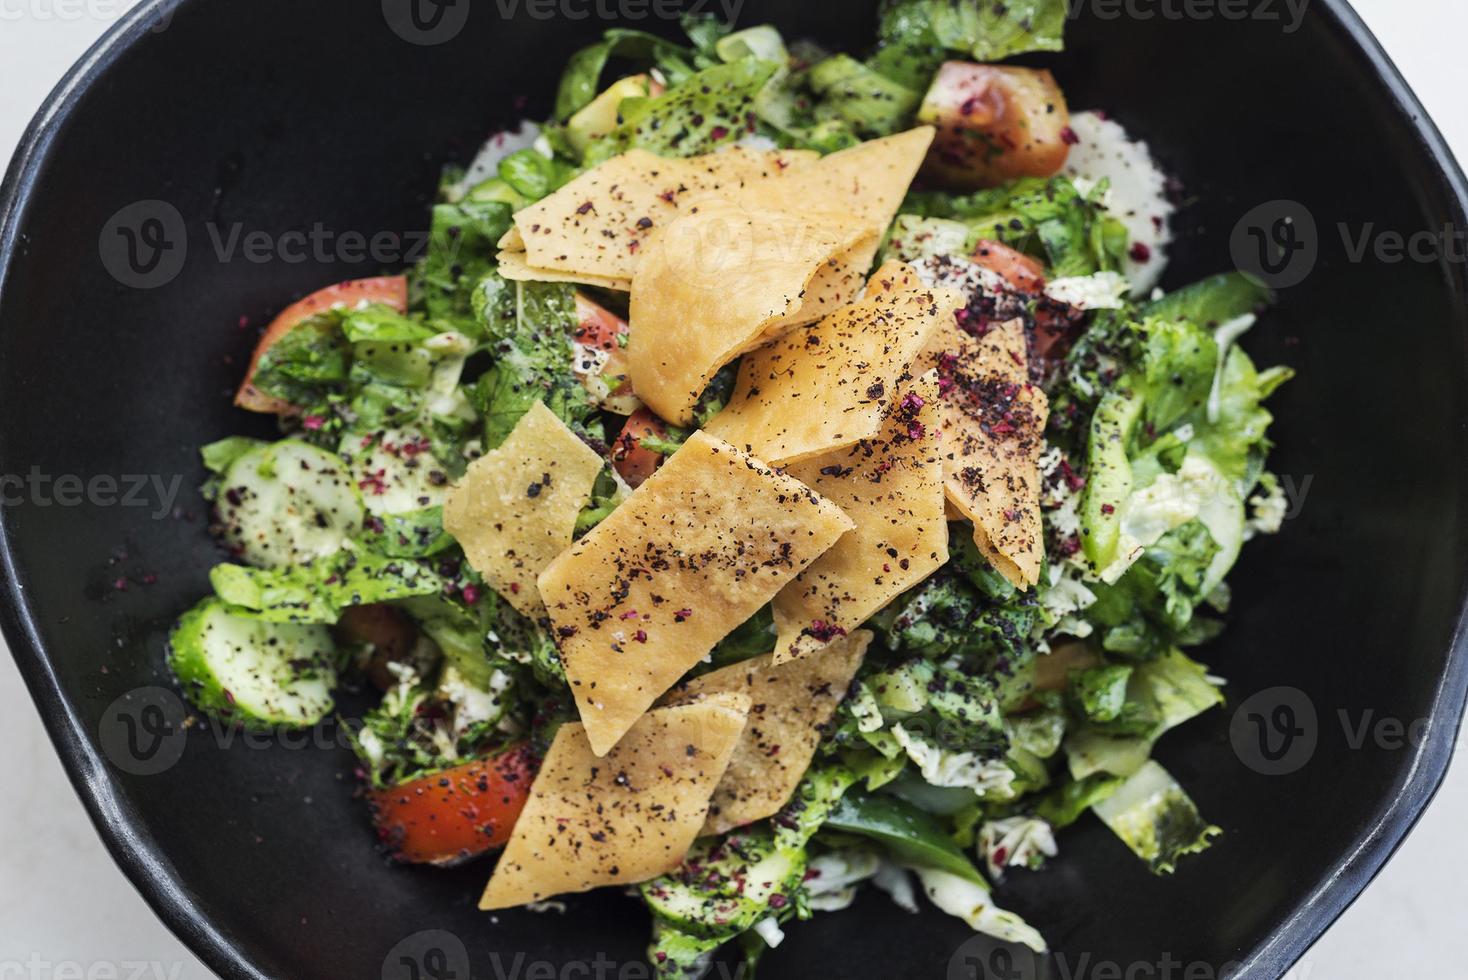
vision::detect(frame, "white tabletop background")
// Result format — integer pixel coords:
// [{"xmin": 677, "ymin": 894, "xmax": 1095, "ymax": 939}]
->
[{"xmin": 2, "ymin": 2, "xmax": 1465, "ymax": 977}]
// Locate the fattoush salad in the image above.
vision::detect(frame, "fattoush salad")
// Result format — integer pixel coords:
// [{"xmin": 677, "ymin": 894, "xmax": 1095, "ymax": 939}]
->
[{"xmin": 167, "ymin": 3, "xmax": 1292, "ymax": 974}]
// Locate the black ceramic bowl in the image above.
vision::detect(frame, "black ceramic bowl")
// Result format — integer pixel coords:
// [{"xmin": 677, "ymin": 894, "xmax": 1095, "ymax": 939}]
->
[{"xmin": 3, "ymin": 1, "xmax": 1467, "ymax": 977}]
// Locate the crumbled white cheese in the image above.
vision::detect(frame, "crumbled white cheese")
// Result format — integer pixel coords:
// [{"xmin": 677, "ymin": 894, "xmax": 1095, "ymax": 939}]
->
[{"xmin": 1046, "ymin": 270, "xmax": 1131, "ymax": 311}]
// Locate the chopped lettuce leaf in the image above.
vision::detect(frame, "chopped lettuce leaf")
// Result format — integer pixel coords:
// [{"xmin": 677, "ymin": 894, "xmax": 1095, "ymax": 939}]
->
[
  {"xmin": 911, "ymin": 866, "xmax": 1048, "ymax": 953},
  {"xmin": 1092, "ymin": 761, "xmax": 1221, "ymax": 873},
  {"xmin": 870, "ymin": 0, "xmax": 1066, "ymax": 90}
]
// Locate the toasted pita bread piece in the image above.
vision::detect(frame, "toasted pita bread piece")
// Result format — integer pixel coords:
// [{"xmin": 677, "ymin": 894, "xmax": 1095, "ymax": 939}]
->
[
  {"xmin": 627, "ymin": 202, "xmax": 880, "ymax": 425},
  {"xmin": 497, "ymin": 147, "xmax": 819, "ymax": 284},
  {"xmin": 443, "ymin": 402, "xmax": 606, "ymax": 617},
  {"xmin": 496, "ymin": 250, "xmax": 633, "ymax": 292},
  {"xmin": 664, "ymin": 631, "xmax": 871, "ymax": 835},
  {"xmin": 773, "ymin": 373, "xmax": 948, "ymax": 663},
  {"xmin": 918, "ymin": 318, "xmax": 1050, "ymax": 589},
  {"xmin": 478, "ymin": 693, "xmax": 750, "ymax": 910},
  {"xmin": 712, "ymin": 127, "xmax": 935, "ymax": 279},
  {"xmin": 705, "ymin": 260, "xmax": 963, "ymax": 465},
  {"xmin": 538, "ymin": 431, "xmax": 855, "ymax": 756}
]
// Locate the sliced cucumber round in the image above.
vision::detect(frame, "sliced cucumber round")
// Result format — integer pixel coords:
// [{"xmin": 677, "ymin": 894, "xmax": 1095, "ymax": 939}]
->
[
  {"xmin": 216, "ymin": 439, "xmax": 365, "ymax": 568},
  {"xmin": 336, "ymin": 425, "xmax": 449, "ymax": 517},
  {"xmin": 169, "ymin": 597, "xmax": 338, "ymax": 729}
]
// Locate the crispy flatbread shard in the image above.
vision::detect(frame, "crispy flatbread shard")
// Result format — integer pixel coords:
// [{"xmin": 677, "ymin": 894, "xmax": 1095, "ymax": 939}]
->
[
  {"xmin": 919, "ymin": 318, "xmax": 1050, "ymax": 589},
  {"xmin": 705, "ymin": 260, "xmax": 963, "ymax": 465},
  {"xmin": 496, "ymin": 250, "xmax": 632, "ymax": 292},
  {"xmin": 628, "ymin": 202, "xmax": 880, "ymax": 425},
  {"xmin": 773, "ymin": 373, "xmax": 948, "ymax": 663},
  {"xmin": 497, "ymin": 147, "xmax": 819, "ymax": 284},
  {"xmin": 443, "ymin": 402, "xmax": 606, "ymax": 617},
  {"xmin": 537, "ymin": 431, "xmax": 855, "ymax": 756},
  {"xmin": 711, "ymin": 127, "xmax": 935, "ymax": 278},
  {"xmin": 663, "ymin": 631, "xmax": 871, "ymax": 835},
  {"xmin": 478, "ymin": 694, "xmax": 750, "ymax": 910}
]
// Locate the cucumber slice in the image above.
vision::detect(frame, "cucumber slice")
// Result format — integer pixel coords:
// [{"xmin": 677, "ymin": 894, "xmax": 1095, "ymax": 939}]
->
[
  {"xmin": 216, "ymin": 439, "xmax": 364, "ymax": 568},
  {"xmin": 336, "ymin": 426, "xmax": 449, "ymax": 517},
  {"xmin": 169, "ymin": 598, "xmax": 338, "ymax": 729}
]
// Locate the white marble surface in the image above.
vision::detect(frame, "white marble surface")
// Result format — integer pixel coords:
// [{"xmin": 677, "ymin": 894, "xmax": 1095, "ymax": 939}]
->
[{"xmin": 1, "ymin": 2, "xmax": 1465, "ymax": 977}]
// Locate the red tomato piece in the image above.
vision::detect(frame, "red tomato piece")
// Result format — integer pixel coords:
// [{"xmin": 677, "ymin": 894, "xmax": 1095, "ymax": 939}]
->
[
  {"xmin": 366, "ymin": 743, "xmax": 537, "ymax": 866},
  {"xmin": 611, "ymin": 407, "xmax": 668, "ymax": 489}
]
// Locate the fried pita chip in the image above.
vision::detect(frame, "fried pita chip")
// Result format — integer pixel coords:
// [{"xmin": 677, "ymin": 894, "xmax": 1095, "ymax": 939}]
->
[
  {"xmin": 478, "ymin": 693, "xmax": 750, "ymax": 910},
  {"xmin": 705, "ymin": 260, "xmax": 963, "ymax": 465},
  {"xmin": 443, "ymin": 402, "xmax": 606, "ymax": 617},
  {"xmin": 712, "ymin": 127, "xmax": 935, "ymax": 278},
  {"xmin": 773, "ymin": 373, "xmax": 948, "ymax": 663},
  {"xmin": 628, "ymin": 202, "xmax": 880, "ymax": 425},
  {"xmin": 538, "ymin": 431, "xmax": 855, "ymax": 756},
  {"xmin": 919, "ymin": 318, "xmax": 1050, "ymax": 589},
  {"xmin": 663, "ymin": 631, "xmax": 871, "ymax": 835},
  {"xmin": 496, "ymin": 249, "xmax": 632, "ymax": 292},
  {"xmin": 499, "ymin": 147, "xmax": 818, "ymax": 283}
]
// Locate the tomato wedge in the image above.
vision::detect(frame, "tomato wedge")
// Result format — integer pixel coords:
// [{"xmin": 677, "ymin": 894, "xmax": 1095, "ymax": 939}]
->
[
  {"xmin": 572, "ymin": 292, "xmax": 638, "ymax": 413},
  {"xmin": 367, "ymin": 743, "xmax": 537, "ymax": 866},
  {"xmin": 235, "ymin": 275, "xmax": 408, "ymax": 413},
  {"xmin": 971, "ymin": 239, "xmax": 1046, "ymax": 295},
  {"xmin": 611, "ymin": 408, "xmax": 668, "ymax": 489}
]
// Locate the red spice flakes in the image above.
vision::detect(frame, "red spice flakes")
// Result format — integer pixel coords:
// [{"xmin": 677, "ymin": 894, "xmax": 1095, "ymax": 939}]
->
[
  {"xmin": 634, "ymin": 630, "xmax": 648, "ymax": 644},
  {"xmin": 673, "ymin": 608, "xmax": 693, "ymax": 623},
  {"xmin": 461, "ymin": 585, "xmax": 481, "ymax": 605},
  {"xmin": 142, "ymin": 573, "xmax": 158, "ymax": 586},
  {"xmin": 358, "ymin": 470, "xmax": 389, "ymax": 496},
  {"xmin": 900, "ymin": 391, "xmax": 926, "ymax": 412},
  {"xmin": 768, "ymin": 894, "xmax": 788, "ymax": 909},
  {"xmin": 906, "ymin": 421, "xmax": 926, "ymax": 441},
  {"xmin": 1129, "ymin": 242, "xmax": 1153, "ymax": 263},
  {"xmin": 575, "ymin": 201, "xmax": 595, "ymax": 215},
  {"xmin": 620, "ymin": 610, "xmax": 640, "ymax": 620},
  {"xmin": 509, "ymin": 582, "xmax": 521, "ymax": 594},
  {"xmin": 112, "ymin": 577, "xmax": 129, "ymax": 592},
  {"xmin": 807, "ymin": 620, "xmax": 847, "ymax": 642},
  {"xmin": 1058, "ymin": 458, "xmax": 1086, "ymax": 492},
  {"xmin": 1100, "ymin": 503, "xmax": 1116, "ymax": 514},
  {"xmin": 302, "ymin": 415, "xmax": 324, "ymax": 431},
  {"xmin": 994, "ymin": 846, "xmax": 1010, "ymax": 865},
  {"xmin": 1059, "ymin": 126, "xmax": 1080, "ymax": 146},
  {"xmin": 710, "ymin": 125, "xmax": 730, "ymax": 141}
]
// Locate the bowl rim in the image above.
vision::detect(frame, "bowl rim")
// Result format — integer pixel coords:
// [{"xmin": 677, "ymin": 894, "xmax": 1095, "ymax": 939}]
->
[{"xmin": 2, "ymin": 1, "xmax": 1467, "ymax": 977}]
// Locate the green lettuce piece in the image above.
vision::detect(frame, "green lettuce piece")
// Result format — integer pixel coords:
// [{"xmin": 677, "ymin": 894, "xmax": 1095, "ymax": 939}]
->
[
  {"xmin": 340, "ymin": 305, "xmax": 436, "ymax": 344},
  {"xmin": 1065, "ymin": 649, "xmax": 1224, "ymax": 780},
  {"xmin": 495, "ymin": 148, "xmax": 571, "ymax": 202},
  {"xmin": 1068, "ymin": 664, "xmax": 1133, "ymax": 723},
  {"xmin": 210, "ymin": 551, "xmax": 443, "ymax": 625},
  {"xmin": 411, "ymin": 199, "xmax": 514, "ymax": 323},
  {"xmin": 251, "ymin": 311, "xmax": 351, "ymax": 406},
  {"xmin": 366, "ymin": 506, "xmax": 456, "ymax": 559},
  {"xmin": 201, "ymin": 436, "xmax": 266, "ymax": 475},
  {"xmin": 872, "ymin": 0, "xmax": 1067, "ymax": 88},
  {"xmin": 1143, "ymin": 272, "xmax": 1274, "ymax": 327},
  {"xmin": 824, "ymin": 790, "xmax": 986, "ymax": 883},
  {"xmin": 1092, "ymin": 761, "xmax": 1221, "ymax": 873},
  {"xmin": 584, "ymin": 57, "xmax": 779, "ymax": 165},
  {"xmin": 470, "ymin": 276, "xmax": 594, "ymax": 447},
  {"xmin": 805, "ymin": 54, "xmax": 921, "ymax": 138},
  {"xmin": 395, "ymin": 593, "xmax": 497, "ymax": 688},
  {"xmin": 903, "ymin": 177, "xmax": 1129, "ymax": 278},
  {"xmin": 1034, "ymin": 773, "xmax": 1124, "ymax": 829},
  {"xmin": 574, "ymin": 467, "xmax": 627, "ymax": 536},
  {"xmin": 554, "ymin": 28, "xmax": 695, "ymax": 120}
]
